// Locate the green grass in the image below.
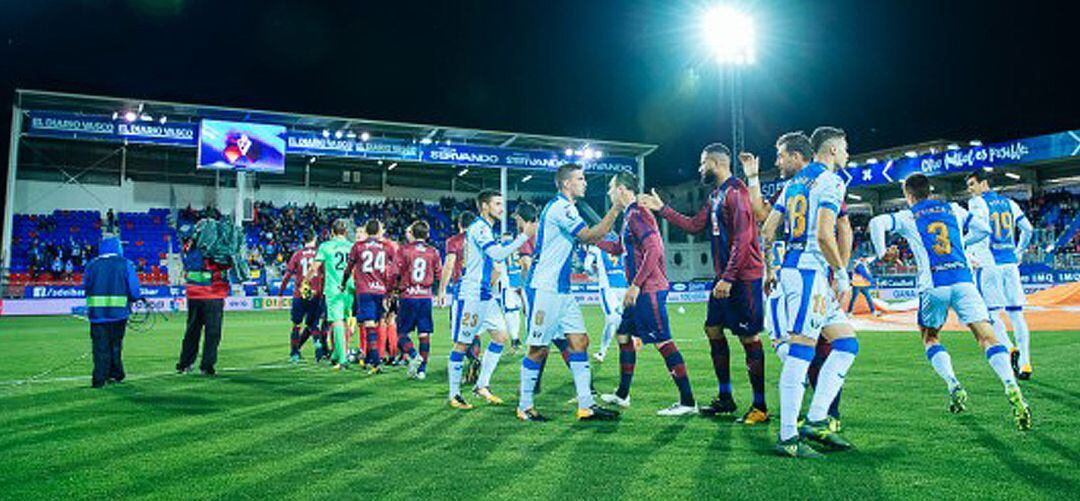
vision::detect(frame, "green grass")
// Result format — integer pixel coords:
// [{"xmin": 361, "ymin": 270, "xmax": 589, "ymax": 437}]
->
[{"xmin": 0, "ymin": 303, "xmax": 1078, "ymax": 500}]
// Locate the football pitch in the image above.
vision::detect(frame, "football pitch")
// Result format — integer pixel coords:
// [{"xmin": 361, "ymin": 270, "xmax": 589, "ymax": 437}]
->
[{"xmin": 1, "ymin": 303, "xmax": 1078, "ymax": 500}]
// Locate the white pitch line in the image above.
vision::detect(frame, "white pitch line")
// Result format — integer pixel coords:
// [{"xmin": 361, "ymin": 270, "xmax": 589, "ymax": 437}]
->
[{"xmin": 0, "ymin": 362, "xmax": 304, "ymax": 387}]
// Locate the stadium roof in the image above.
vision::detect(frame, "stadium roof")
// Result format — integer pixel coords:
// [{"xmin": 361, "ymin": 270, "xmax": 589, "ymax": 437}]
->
[{"xmin": 14, "ymin": 89, "xmax": 658, "ymax": 160}]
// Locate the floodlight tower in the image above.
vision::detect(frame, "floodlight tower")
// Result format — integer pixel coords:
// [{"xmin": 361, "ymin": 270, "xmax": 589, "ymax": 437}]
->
[{"xmin": 701, "ymin": 5, "xmax": 755, "ymax": 171}]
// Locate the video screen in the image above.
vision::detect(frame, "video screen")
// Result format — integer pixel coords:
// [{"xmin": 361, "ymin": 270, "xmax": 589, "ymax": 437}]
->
[{"xmin": 197, "ymin": 120, "xmax": 287, "ymax": 173}]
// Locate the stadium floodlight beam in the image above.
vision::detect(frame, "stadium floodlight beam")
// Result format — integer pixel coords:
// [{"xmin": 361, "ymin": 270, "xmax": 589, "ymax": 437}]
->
[
  {"xmin": 701, "ymin": 5, "xmax": 756, "ymax": 65},
  {"xmin": 700, "ymin": 5, "xmax": 755, "ymax": 173}
]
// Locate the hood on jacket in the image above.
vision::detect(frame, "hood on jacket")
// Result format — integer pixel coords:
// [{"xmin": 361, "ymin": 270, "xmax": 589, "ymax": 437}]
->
[{"xmin": 99, "ymin": 236, "xmax": 123, "ymax": 257}]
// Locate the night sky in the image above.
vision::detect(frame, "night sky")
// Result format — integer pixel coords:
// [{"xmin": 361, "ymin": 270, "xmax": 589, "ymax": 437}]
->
[{"xmin": 1, "ymin": 0, "xmax": 1076, "ymax": 195}]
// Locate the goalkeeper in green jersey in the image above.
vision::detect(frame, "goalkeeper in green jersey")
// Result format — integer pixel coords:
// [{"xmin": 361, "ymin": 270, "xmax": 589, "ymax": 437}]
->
[{"xmin": 307, "ymin": 218, "xmax": 355, "ymax": 369}]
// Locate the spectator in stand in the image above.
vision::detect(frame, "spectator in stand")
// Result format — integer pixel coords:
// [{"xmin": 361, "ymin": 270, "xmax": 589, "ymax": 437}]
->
[
  {"xmin": 106, "ymin": 209, "xmax": 116, "ymax": 233},
  {"xmin": 51, "ymin": 255, "xmax": 63, "ymax": 279}
]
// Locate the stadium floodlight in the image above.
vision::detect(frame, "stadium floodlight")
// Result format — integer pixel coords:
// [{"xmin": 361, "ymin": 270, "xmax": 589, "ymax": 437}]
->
[
  {"xmin": 334, "ymin": 130, "xmax": 344, "ymax": 139},
  {"xmin": 983, "ymin": 167, "xmax": 993, "ymax": 172},
  {"xmin": 112, "ymin": 111, "xmax": 118, "ymax": 120},
  {"xmin": 346, "ymin": 131, "xmax": 356, "ymax": 139},
  {"xmin": 904, "ymin": 151, "xmax": 918, "ymax": 158},
  {"xmin": 159, "ymin": 116, "xmax": 167, "ymax": 124},
  {"xmin": 969, "ymin": 140, "xmax": 982, "ymax": 146},
  {"xmin": 420, "ymin": 137, "xmax": 433, "ymax": 145},
  {"xmin": 847, "ymin": 161, "xmax": 858, "ymax": 167},
  {"xmin": 866, "ymin": 158, "xmax": 879, "ymax": 164},
  {"xmin": 564, "ymin": 148, "xmax": 574, "ymax": 156},
  {"xmin": 582, "ymin": 147, "xmax": 595, "ymax": 160},
  {"xmin": 595, "ymin": 150, "xmax": 603, "ymax": 159},
  {"xmin": 387, "ymin": 162, "xmax": 398, "ymax": 171},
  {"xmin": 521, "ymin": 174, "xmax": 533, "ymax": 183},
  {"xmin": 458, "ymin": 168, "xmax": 469, "ymax": 177},
  {"xmin": 308, "ymin": 157, "xmax": 317, "ymax": 165},
  {"xmin": 947, "ymin": 143, "xmax": 960, "ymax": 150},
  {"xmin": 848, "ymin": 193, "xmax": 863, "ymax": 201},
  {"xmin": 1005, "ymin": 172, "xmax": 1022, "ymax": 180},
  {"xmin": 701, "ymin": 5, "xmax": 756, "ymax": 65},
  {"xmin": 322, "ymin": 130, "xmax": 330, "ymax": 138},
  {"xmin": 124, "ymin": 111, "xmax": 137, "ymax": 122},
  {"xmin": 360, "ymin": 131, "xmax": 371, "ymax": 142}
]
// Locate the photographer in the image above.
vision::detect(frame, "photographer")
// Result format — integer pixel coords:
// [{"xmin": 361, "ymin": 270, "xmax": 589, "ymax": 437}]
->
[{"xmin": 176, "ymin": 220, "xmax": 234, "ymax": 376}]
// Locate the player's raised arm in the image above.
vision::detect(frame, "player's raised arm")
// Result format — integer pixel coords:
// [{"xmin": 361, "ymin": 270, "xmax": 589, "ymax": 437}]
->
[
  {"xmin": 740, "ymin": 152, "xmax": 773, "ymax": 223},
  {"xmin": 481, "ymin": 223, "xmax": 534, "ymax": 262},
  {"xmin": 955, "ymin": 204, "xmax": 990, "ymax": 247},
  {"xmin": 574, "ymin": 203, "xmax": 623, "ymax": 245},
  {"xmin": 638, "ymin": 188, "xmax": 709, "ymax": 234},
  {"xmin": 1012, "ymin": 200, "xmax": 1034, "ymax": 255},
  {"xmin": 868, "ymin": 212, "xmax": 902, "ymax": 259}
]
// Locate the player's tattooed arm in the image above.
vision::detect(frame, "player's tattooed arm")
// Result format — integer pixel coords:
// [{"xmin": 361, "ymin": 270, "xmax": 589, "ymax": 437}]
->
[{"xmin": 761, "ymin": 209, "xmax": 784, "ymax": 280}]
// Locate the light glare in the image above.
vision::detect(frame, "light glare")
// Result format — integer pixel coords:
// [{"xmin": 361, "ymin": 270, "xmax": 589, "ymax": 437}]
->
[{"xmin": 701, "ymin": 6, "xmax": 756, "ymax": 65}]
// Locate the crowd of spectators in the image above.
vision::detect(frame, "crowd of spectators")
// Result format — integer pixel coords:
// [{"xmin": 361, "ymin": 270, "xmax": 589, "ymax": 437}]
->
[{"xmin": 7, "ymin": 189, "xmax": 1080, "ymax": 289}]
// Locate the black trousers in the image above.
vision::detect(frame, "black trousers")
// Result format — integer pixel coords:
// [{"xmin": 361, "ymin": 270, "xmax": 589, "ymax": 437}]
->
[
  {"xmin": 90, "ymin": 320, "xmax": 126, "ymax": 387},
  {"xmin": 178, "ymin": 298, "xmax": 224, "ymax": 371}
]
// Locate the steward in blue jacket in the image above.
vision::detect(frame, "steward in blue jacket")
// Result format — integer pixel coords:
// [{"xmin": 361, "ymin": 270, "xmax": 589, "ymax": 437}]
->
[{"xmin": 83, "ymin": 237, "xmax": 143, "ymax": 388}]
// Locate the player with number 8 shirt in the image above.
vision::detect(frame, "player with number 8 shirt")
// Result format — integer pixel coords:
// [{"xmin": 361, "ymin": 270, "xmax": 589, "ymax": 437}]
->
[{"xmin": 395, "ymin": 220, "xmax": 443, "ymax": 380}]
